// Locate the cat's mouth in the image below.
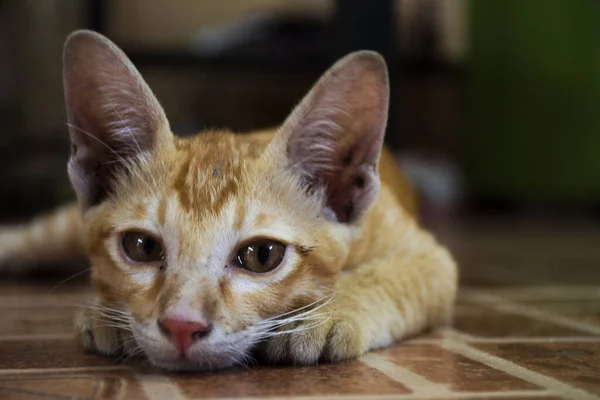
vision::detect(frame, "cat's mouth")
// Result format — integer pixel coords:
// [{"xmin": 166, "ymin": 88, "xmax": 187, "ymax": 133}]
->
[
  {"xmin": 128, "ymin": 296, "xmax": 334, "ymax": 371},
  {"xmin": 130, "ymin": 323, "xmax": 258, "ymax": 371}
]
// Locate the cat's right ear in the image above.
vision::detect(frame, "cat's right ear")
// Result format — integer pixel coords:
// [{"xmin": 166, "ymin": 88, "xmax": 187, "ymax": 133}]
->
[
  {"xmin": 63, "ymin": 30, "xmax": 171, "ymax": 207},
  {"xmin": 267, "ymin": 51, "xmax": 389, "ymax": 224}
]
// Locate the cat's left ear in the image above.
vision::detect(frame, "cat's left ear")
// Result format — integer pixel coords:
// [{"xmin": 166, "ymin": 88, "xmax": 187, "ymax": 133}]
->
[
  {"xmin": 270, "ymin": 51, "xmax": 389, "ymax": 223},
  {"xmin": 63, "ymin": 30, "xmax": 171, "ymax": 207}
]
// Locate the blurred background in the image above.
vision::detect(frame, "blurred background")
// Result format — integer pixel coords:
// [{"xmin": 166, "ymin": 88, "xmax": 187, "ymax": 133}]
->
[
  {"xmin": 2, "ymin": 3, "xmax": 600, "ymax": 386},
  {"xmin": 0, "ymin": 0, "xmax": 599, "ymax": 229}
]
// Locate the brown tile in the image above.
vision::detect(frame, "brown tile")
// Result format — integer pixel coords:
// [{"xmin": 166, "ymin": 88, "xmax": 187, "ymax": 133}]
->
[
  {"xmin": 377, "ymin": 344, "xmax": 542, "ymax": 392},
  {"xmin": 475, "ymin": 342, "xmax": 600, "ymax": 395},
  {"xmin": 0, "ymin": 370, "xmax": 147, "ymax": 400},
  {"xmin": 1, "ymin": 221, "xmax": 599, "ymax": 399},
  {"xmin": 471, "ymin": 286, "xmax": 600, "ymax": 302},
  {"xmin": 453, "ymin": 303, "xmax": 594, "ymax": 338},
  {"xmin": 458, "ymin": 255, "xmax": 600, "ymax": 287},
  {"xmin": 0, "ymin": 279, "xmax": 91, "ymax": 296},
  {"xmin": 0, "ymin": 307, "xmax": 74, "ymax": 337},
  {"xmin": 0, "ymin": 339, "xmax": 121, "ymax": 369},
  {"xmin": 521, "ymin": 300, "xmax": 600, "ymax": 326},
  {"xmin": 450, "ymin": 398, "xmax": 563, "ymax": 400},
  {"xmin": 448, "ymin": 222, "xmax": 600, "ymax": 287},
  {"xmin": 172, "ymin": 361, "xmax": 410, "ymax": 398},
  {"xmin": 434, "ymin": 397, "xmax": 562, "ymax": 400},
  {"xmin": 407, "ymin": 330, "xmax": 445, "ymax": 342},
  {"xmin": 454, "ymin": 301, "xmax": 485, "ymax": 315},
  {"xmin": 0, "ymin": 293, "xmax": 91, "ymax": 308}
]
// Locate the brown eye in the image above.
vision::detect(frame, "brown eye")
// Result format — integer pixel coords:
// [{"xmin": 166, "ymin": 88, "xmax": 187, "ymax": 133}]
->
[
  {"xmin": 122, "ymin": 232, "xmax": 164, "ymax": 264},
  {"xmin": 235, "ymin": 240, "xmax": 285, "ymax": 273}
]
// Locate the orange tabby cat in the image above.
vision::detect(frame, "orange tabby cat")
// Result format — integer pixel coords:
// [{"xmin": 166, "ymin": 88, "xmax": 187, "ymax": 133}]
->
[{"xmin": 0, "ymin": 30, "xmax": 457, "ymax": 371}]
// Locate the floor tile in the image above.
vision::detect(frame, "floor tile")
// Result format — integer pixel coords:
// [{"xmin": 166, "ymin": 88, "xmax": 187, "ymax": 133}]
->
[
  {"xmin": 0, "ymin": 307, "xmax": 74, "ymax": 337},
  {"xmin": 520, "ymin": 300, "xmax": 600, "ymax": 326},
  {"xmin": 0, "ymin": 370, "xmax": 147, "ymax": 400},
  {"xmin": 475, "ymin": 342, "xmax": 600, "ymax": 395},
  {"xmin": 172, "ymin": 361, "xmax": 410, "ymax": 398},
  {"xmin": 453, "ymin": 302, "xmax": 595, "ymax": 338},
  {"xmin": 0, "ymin": 340, "xmax": 119, "ymax": 369},
  {"xmin": 376, "ymin": 344, "xmax": 542, "ymax": 392},
  {"xmin": 2, "ymin": 219, "xmax": 600, "ymax": 399}
]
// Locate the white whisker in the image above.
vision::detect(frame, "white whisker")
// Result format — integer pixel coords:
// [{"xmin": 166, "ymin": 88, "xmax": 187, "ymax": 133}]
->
[
  {"xmin": 233, "ymin": 292, "xmax": 337, "ymax": 347},
  {"xmin": 48, "ymin": 268, "xmax": 91, "ymax": 293},
  {"xmin": 259, "ymin": 293, "xmax": 335, "ymax": 324},
  {"xmin": 267, "ymin": 313, "xmax": 332, "ymax": 337}
]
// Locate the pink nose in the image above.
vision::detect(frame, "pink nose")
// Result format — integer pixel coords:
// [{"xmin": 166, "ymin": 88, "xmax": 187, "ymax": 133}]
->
[{"xmin": 158, "ymin": 318, "xmax": 212, "ymax": 352}]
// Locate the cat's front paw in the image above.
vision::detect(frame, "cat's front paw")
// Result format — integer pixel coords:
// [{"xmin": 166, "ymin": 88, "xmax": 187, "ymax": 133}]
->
[
  {"xmin": 263, "ymin": 311, "xmax": 366, "ymax": 365},
  {"xmin": 74, "ymin": 306, "xmax": 136, "ymax": 358}
]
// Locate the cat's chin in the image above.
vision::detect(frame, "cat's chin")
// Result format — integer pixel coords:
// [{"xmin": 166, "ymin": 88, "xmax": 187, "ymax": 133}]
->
[
  {"xmin": 147, "ymin": 355, "xmax": 236, "ymax": 372},
  {"xmin": 142, "ymin": 346, "xmax": 243, "ymax": 372},
  {"xmin": 131, "ymin": 323, "xmax": 256, "ymax": 372}
]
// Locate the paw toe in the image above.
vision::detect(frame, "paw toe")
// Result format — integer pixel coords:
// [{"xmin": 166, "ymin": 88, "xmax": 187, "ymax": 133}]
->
[
  {"xmin": 263, "ymin": 331, "xmax": 290, "ymax": 364},
  {"xmin": 323, "ymin": 319, "xmax": 363, "ymax": 362},
  {"xmin": 288, "ymin": 323, "xmax": 330, "ymax": 365}
]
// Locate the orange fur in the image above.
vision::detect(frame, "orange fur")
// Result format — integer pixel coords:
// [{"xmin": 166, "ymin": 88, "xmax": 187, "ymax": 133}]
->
[{"xmin": 0, "ymin": 30, "xmax": 457, "ymax": 371}]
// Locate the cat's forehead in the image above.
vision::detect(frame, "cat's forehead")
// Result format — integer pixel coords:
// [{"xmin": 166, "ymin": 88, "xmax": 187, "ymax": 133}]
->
[
  {"xmin": 163, "ymin": 132, "xmax": 265, "ymax": 217},
  {"xmin": 110, "ymin": 129, "xmax": 318, "ymax": 238},
  {"xmin": 173, "ymin": 131, "xmax": 266, "ymax": 168}
]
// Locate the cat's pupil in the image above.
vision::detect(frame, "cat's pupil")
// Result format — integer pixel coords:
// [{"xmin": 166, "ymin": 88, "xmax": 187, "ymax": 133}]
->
[
  {"xmin": 257, "ymin": 244, "xmax": 271, "ymax": 265},
  {"xmin": 122, "ymin": 232, "xmax": 163, "ymax": 264},
  {"xmin": 142, "ymin": 238, "xmax": 155, "ymax": 255},
  {"xmin": 235, "ymin": 240, "xmax": 285, "ymax": 273}
]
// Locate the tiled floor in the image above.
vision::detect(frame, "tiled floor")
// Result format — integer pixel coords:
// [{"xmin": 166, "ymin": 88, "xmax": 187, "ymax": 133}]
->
[{"xmin": 1, "ymin": 219, "xmax": 600, "ymax": 400}]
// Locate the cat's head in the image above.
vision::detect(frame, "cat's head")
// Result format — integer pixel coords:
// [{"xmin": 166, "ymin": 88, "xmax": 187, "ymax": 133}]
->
[{"xmin": 64, "ymin": 30, "xmax": 389, "ymax": 370}]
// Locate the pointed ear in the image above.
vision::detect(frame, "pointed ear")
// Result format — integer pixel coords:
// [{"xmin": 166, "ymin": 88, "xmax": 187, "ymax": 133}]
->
[
  {"xmin": 271, "ymin": 51, "xmax": 389, "ymax": 223},
  {"xmin": 63, "ymin": 30, "xmax": 171, "ymax": 207}
]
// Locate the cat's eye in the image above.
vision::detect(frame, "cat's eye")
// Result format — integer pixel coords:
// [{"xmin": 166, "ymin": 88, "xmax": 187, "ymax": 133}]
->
[
  {"xmin": 235, "ymin": 240, "xmax": 286, "ymax": 273},
  {"xmin": 121, "ymin": 232, "xmax": 164, "ymax": 264}
]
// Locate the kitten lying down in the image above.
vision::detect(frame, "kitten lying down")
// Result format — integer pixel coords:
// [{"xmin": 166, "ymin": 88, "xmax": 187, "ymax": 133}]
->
[{"xmin": 0, "ymin": 30, "xmax": 457, "ymax": 371}]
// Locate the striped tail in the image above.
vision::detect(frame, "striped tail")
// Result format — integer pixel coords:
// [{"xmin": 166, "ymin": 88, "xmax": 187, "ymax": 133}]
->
[{"xmin": 0, "ymin": 203, "xmax": 86, "ymax": 273}]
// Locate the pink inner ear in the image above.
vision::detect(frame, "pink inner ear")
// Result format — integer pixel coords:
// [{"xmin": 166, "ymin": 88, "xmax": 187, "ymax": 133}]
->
[
  {"xmin": 279, "ymin": 51, "xmax": 389, "ymax": 223},
  {"xmin": 64, "ymin": 31, "xmax": 166, "ymax": 151},
  {"xmin": 63, "ymin": 30, "xmax": 169, "ymax": 207}
]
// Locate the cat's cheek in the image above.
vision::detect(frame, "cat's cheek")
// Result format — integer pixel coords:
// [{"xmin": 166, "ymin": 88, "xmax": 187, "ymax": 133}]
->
[
  {"xmin": 130, "ymin": 321, "xmax": 177, "ymax": 362},
  {"xmin": 127, "ymin": 268, "xmax": 157, "ymax": 287},
  {"xmin": 221, "ymin": 250, "xmax": 303, "ymax": 312}
]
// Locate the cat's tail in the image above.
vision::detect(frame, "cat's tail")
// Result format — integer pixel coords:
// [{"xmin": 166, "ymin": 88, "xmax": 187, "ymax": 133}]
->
[{"xmin": 0, "ymin": 203, "xmax": 86, "ymax": 273}]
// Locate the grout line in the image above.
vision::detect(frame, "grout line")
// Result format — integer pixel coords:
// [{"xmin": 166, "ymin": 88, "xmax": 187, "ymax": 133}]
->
[
  {"xmin": 138, "ymin": 374, "xmax": 187, "ymax": 400},
  {"xmin": 3, "ymin": 332, "xmax": 597, "ymax": 344},
  {"xmin": 96, "ymin": 379, "xmax": 107, "ymax": 400},
  {"xmin": 441, "ymin": 333, "xmax": 600, "ymax": 400},
  {"xmin": 119, "ymin": 379, "xmax": 129, "ymax": 400},
  {"xmin": 0, "ymin": 366, "xmax": 130, "ymax": 375},
  {"xmin": 461, "ymin": 291, "xmax": 600, "ymax": 336},
  {"xmin": 0, "ymin": 296, "xmax": 92, "ymax": 308},
  {"xmin": 460, "ymin": 286, "xmax": 600, "ymax": 301},
  {"xmin": 442, "ymin": 330, "xmax": 600, "ymax": 344},
  {"xmin": 403, "ymin": 338, "xmax": 446, "ymax": 345},
  {"xmin": 407, "ymin": 337, "xmax": 600, "ymax": 345},
  {"xmin": 0, "ymin": 333, "xmax": 74, "ymax": 341},
  {"xmin": 208, "ymin": 390, "xmax": 556, "ymax": 400},
  {"xmin": 114, "ymin": 378, "xmax": 128, "ymax": 400},
  {"xmin": 360, "ymin": 353, "xmax": 451, "ymax": 396}
]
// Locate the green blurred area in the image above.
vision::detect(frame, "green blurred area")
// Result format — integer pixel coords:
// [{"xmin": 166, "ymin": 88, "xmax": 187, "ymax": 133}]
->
[{"xmin": 465, "ymin": 0, "xmax": 600, "ymax": 203}]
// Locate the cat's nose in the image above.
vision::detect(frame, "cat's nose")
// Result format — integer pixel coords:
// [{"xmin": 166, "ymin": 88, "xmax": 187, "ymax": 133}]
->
[{"xmin": 158, "ymin": 318, "xmax": 212, "ymax": 352}]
